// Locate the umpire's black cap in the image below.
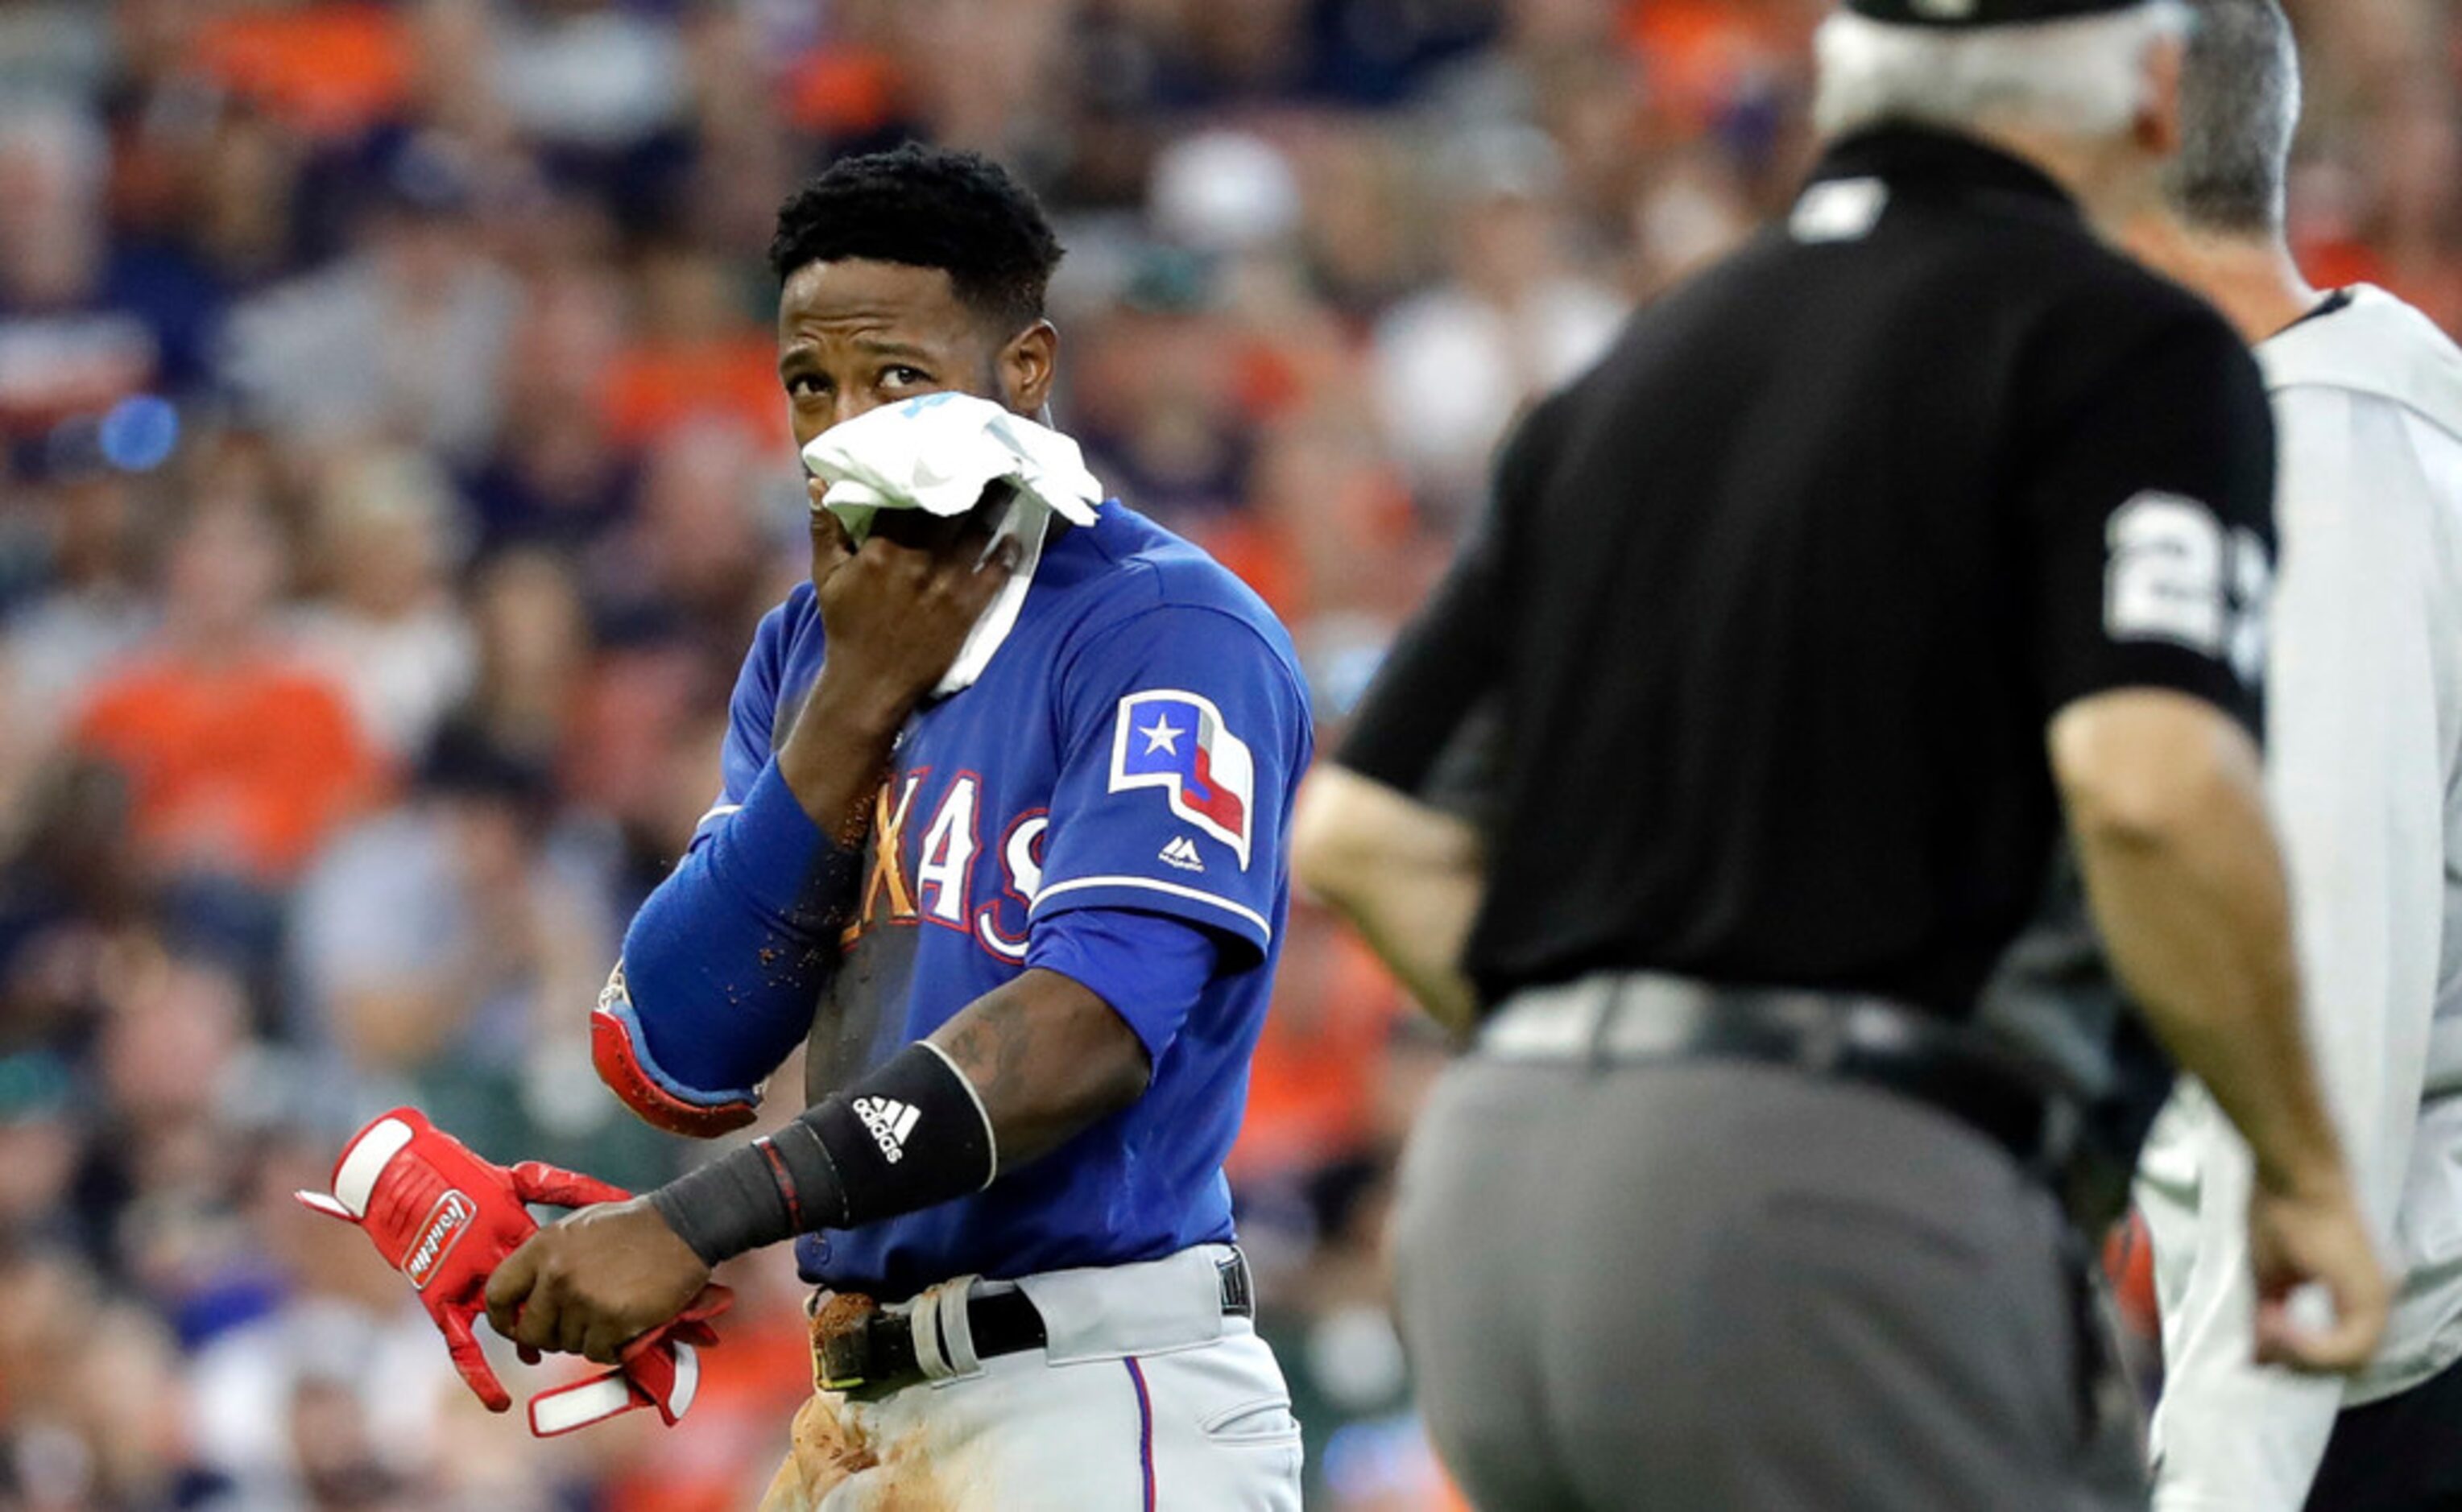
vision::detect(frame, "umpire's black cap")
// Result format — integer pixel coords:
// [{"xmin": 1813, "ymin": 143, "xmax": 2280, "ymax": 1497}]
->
[{"xmin": 1847, "ymin": 0, "xmax": 2150, "ymax": 23}]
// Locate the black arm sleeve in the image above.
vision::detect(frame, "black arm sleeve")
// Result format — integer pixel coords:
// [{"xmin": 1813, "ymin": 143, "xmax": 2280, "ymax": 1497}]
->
[{"xmin": 649, "ymin": 1042, "xmax": 995, "ymax": 1265}]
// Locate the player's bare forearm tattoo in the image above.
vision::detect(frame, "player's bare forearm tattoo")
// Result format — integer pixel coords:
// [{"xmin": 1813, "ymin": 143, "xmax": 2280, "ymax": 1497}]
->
[
  {"xmin": 930, "ymin": 969, "xmax": 1152, "ymax": 1168},
  {"xmin": 941, "ymin": 992, "xmax": 1036, "ymax": 1097}
]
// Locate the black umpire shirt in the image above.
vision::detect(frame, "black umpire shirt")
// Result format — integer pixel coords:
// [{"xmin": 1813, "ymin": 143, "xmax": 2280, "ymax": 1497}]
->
[{"xmin": 1343, "ymin": 126, "xmax": 2277, "ymax": 1033}]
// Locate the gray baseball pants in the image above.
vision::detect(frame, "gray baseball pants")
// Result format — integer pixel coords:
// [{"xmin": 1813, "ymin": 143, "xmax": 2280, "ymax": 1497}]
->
[{"xmin": 1391, "ymin": 1050, "xmax": 2146, "ymax": 1510}]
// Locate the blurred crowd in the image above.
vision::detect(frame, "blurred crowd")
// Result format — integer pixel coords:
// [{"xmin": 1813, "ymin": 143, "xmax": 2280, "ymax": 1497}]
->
[{"xmin": 0, "ymin": 1, "xmax": 2456, "ymax": 1508}]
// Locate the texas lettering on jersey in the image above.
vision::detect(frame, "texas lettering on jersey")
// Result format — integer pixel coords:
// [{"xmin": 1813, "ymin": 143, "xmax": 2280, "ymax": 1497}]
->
[
  {"xmin": 842, "ymin": 685, "xmax": 1261, "ymax": 955},
  {"xmin": 843, "ymin": 765, "xmax": 1048, "ymax": 962}
]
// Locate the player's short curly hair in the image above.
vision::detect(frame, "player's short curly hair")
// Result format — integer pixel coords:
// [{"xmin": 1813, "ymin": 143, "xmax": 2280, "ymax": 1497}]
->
[{"xmin": 768, "ymin": 144, "xmax": 1065, "ymax": 332}]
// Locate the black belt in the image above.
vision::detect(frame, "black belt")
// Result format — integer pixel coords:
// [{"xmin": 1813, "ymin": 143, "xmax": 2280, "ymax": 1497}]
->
[
  {"xmin": 1480, "ymin": 975, "xmax": 2078, "ymax": 1173},
  {"xmin": 813, "ymin": 1250, "xmax": 1256, "ymax": 1398}
]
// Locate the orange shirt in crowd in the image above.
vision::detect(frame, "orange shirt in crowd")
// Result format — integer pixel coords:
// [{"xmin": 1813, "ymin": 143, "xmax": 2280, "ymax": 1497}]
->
[
  {"xmin": 192, "ymin": 2, "xmax": 416, "ymax": 141},
  {"xmin": 604, "ymin": 337, "xmax": 794, "ymax": 452},
  {"xmin": 1621, "ymin": 0, "xmax": 1817, "ymax": 126},
  {"xmin": 784, "ymin": 45, "xmax": 902, "ymax": 138},
  {"xmin": 73, "ymin": 654, "xmax": 378, "ymax": 883}
]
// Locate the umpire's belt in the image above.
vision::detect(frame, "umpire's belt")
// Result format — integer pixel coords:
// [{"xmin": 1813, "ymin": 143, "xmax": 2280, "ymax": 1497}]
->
[
  {"xmin": 809, "ymin": 1247, "xmax": 1255, "ymax": 1399},
  {"xmin": 1481, "ymin": 973, "xmax": 2079, "ymax": 1173}
]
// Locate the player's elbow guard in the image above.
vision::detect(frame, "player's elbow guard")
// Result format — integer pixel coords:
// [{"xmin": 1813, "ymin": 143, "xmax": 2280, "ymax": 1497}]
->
[{"xmin": 590, "ymin": 962, "xmax": 764, "ymax": 1138}]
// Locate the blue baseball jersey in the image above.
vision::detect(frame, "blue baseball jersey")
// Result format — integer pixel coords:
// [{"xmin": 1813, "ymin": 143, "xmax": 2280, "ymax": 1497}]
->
[{"xmin": 703, "ymin": 501, "xmax": 1312, "ymax": 1296}]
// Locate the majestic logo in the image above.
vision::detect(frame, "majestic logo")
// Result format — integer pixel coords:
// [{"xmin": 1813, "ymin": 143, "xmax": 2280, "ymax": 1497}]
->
[
  {"xmin": 1108, "ymin": 690, "xmax": 1256, "ymax": 870},
  {"xmin": 1159, "ymin": 836, "xmax": 1206, "ymax": 874},
  {"xmin": 403, "ymin": 1190, "xmax": 478, "ymax": 1290},
  {"xmin": 854, "ymin": 1097, "xmax": 921, "ymax": 1163}
]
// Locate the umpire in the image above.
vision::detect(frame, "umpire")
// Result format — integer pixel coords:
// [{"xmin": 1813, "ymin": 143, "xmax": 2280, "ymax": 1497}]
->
[{"xmin": 1293, "ymin": 1, "xmax": 2390, "ymax": 1507}]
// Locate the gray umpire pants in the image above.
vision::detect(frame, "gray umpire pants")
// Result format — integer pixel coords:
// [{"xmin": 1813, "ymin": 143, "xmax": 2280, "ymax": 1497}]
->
[{"xmin": 1392, "ymin": 1004, "xmax": 2146, "ymax": 1510}]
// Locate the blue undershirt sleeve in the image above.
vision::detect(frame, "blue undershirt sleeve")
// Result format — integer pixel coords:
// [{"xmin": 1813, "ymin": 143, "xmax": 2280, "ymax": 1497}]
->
[{"xmin": 619, "ymin": 761, "xmax": 859, "ymax": 1095}]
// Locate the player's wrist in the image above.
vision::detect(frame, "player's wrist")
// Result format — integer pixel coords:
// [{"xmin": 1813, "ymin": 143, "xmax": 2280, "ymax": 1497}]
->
[
  {"xmin": 2252, "ymin": 1148, "xmax": 2352, "ymax": 1205},
  {"xmin": 804, "ymin": 668, "xmax": 925, "ymax": 744},
  {"xmin": 646, "ymin": 1042, "xmax": 998, "ymax": 1267},
  {"xmin": 2246, "ymin": 1086, "xmax": 2354, "ymax": 1204},
  {"xmin": 776, "ymin": 683, "xmax": 910, "ymax": 838},
  {"xmin": 650, "ymin": 1138, "xmax": 823, "ymax": 1267}
]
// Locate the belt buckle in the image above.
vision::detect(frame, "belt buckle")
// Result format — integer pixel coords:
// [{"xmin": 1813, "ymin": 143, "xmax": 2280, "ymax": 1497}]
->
[{"xmin": 810, "ymin": 1291, "xmax": 880, "ymax": 1393}]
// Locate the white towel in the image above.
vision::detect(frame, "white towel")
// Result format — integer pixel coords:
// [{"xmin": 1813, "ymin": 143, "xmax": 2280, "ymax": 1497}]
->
[{"xmin": 801, "ymin": 394, "xmax": 1106, "ymax": 696}]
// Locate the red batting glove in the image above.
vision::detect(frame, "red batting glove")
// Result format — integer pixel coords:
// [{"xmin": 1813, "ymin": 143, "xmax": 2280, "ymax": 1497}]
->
[
  {"xmin": 295, "ymin": 1109, "xmax": 633, "ymax": 1411},
  {"xmin": 297, "ymin": 1108, "xmax": 733, "ymax": 1435}
]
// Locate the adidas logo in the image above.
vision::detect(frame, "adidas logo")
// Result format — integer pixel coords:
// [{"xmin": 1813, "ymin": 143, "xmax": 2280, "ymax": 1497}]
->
[
  {"xmin": 854, "ymin": 1097, "xmax": 921, "ymax": 1163},
  {"xmin": 1159, "ymin": 836, "xmax": 1206, "ymax": 873}
]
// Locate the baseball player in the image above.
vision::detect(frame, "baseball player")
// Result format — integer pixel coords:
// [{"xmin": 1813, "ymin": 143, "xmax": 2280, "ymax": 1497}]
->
[
  {"xmin": 2121, "ymin": 4, "xmax": 2462, "ymax": 1507},
  {"xmin": 479, "ymin": 147, "xmax": 1311, "ymax": 1509}
]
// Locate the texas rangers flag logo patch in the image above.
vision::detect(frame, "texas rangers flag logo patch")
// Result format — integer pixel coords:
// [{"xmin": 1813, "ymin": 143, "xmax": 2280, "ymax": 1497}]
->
[{"xmin": 1110, "ymin": 690, "xmax": 1256, "ymax": 870}]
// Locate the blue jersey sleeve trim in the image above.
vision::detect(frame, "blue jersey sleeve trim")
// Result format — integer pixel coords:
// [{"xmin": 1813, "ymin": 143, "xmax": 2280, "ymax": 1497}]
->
[{"xmin": 1029, "ymin": 874, "xmax": 1272, "ymax": 948}]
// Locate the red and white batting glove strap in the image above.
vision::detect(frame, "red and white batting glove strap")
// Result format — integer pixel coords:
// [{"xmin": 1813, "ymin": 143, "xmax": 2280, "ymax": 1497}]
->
[
  {"xmin": 526, "ymin": 1284, "xmax": 730, "ymax": 1436},
  {"xmin": 529, "ymin": 1339, "xmax": 702, "ymax": 1437}
]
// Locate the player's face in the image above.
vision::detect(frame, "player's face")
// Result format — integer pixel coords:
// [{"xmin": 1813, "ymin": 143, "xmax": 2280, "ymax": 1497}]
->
[{"xmin": 776, "ymin": 258, "xmax": 1057, "ymax": 450}]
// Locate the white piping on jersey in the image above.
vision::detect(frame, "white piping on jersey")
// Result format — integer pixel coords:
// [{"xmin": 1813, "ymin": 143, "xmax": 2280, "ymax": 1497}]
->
[
  {"xmin": 694, "ymin": 802, "xmax": 743, "ymax": 832},
  {"xmin": 1029, "ymin": 875, "xmax": 1273, "ymax": 943}
]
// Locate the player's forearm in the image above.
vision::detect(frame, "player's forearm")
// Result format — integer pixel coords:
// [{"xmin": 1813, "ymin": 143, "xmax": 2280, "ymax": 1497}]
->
[
  {"xmin": 623, "ymin": 667, "xmax": 912, "ymax": 1078},
  {"xmin": 775, "ymin": 672, "xmax": 912, "ymax": 839},
  {"xmin": 1292, "ymin": 766, "xmax": 1485, "ymax": 1032},
  {"xmin": 929, "ymin": 970, "xmax": 1152, "ymax": 1166},
  {"xmin": 648, "ymin": 972, "xmax": 1148, "ymax": 1266},
  {"xmin": 2053, "ymin": 693, "xmax": 2345, "ymax": 1199}
]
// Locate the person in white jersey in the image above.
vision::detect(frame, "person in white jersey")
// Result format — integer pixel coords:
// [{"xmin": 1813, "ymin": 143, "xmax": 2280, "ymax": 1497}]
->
[{"xmin": 2125, "ymin": 3, "xmax": 2462, "ymax": 1507}]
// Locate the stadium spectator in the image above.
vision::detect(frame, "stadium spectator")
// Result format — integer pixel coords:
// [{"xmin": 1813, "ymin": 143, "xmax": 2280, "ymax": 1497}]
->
[
  {"xmin": 72, "ymin": 496, "xmax": 375, "ymax": 887},
  {"xmin": 219, "ymin": 138, "xmax": 522, "ymax": 464},
  {"xmin": 291, "ymin": 447, "xmax": 477, "ymax": 762}
]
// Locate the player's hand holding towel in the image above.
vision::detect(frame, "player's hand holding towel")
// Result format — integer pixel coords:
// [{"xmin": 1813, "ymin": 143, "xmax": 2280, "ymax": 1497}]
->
[{"xmin": 802, "ymin": 393, "xmax": 1103, "ymax": 694}]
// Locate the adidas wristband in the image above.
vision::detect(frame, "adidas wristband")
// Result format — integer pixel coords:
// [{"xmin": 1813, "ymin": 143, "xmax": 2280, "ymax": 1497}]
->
[{"xmin": 648, "ymin": 1041, "xmax": 998, "ymax": 1267}]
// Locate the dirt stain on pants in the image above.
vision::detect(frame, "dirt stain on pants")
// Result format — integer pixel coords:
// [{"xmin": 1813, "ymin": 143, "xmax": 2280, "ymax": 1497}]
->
[{"xmin": 758, "ymin": 1392, "xmax": 949, "ymax": 1512}]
